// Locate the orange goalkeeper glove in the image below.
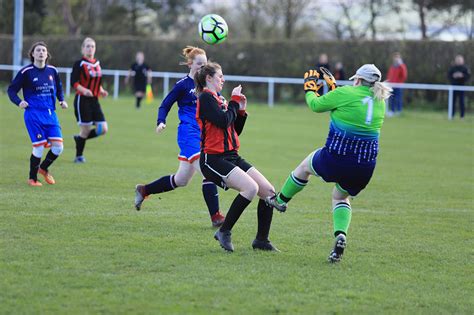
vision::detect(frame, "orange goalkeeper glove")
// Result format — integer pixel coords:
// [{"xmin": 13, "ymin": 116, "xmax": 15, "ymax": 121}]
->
[
  {"xmin": 303, "ymin": 69, "xmax": 323, "ymax": 95},
  {"xmin": 319, "ymin": 67, "xmax": 337, "ymax": 91}
]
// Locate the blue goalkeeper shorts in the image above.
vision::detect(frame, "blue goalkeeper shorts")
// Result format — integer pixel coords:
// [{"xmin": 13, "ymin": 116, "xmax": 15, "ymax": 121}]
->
[
  {"xmin": 310, "ymin": 147, "xmax": 376, "ymax": 196},
  {"xmin": 24, "ymin": 109, "xmax": 63, "ymax": 147},
  {"xmin": 177, "ymin": 123, "xmax": 201, "ymax": 163}
]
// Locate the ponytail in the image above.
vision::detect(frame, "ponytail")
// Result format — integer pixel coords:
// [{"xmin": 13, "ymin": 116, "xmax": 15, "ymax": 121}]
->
[
  {"xmin": 370, "ymin": 81, "xmax": 392, "ymax": 101},
  {"xmin": 180, "ymin": 45, "xmax": 206, "ymax": 65},
  {"xmin": 194, "ymin": 61, "xmax": 221, "ymax": 95}
]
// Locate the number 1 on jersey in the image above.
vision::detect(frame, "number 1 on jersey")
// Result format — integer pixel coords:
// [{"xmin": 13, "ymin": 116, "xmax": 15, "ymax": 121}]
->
[{"xmin": 362, "ymin": 96, "xmax": 374, "ymax": 125}]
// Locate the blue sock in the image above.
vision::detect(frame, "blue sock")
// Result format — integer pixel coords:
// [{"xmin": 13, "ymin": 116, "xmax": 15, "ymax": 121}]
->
[
  {"xmin": 202, "ymin": 179, "xmax": 219, "ymax": 216},
  {"xmin": 145, "ymin": 175, "xmax": 176, "ymax": 195}
]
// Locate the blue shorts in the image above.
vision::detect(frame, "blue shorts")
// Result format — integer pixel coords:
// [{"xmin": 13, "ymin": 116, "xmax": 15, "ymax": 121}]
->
[
  {"xmin": 24, "ymin": 109, "xmax": 63, "ymax": 147},
  {"xmin": 310, "ymin": 147, "xmax": 375, "ymax": 196},
  {"xmin": 177, "ymin": 123, "xmax": 201, "ymax": 163}
]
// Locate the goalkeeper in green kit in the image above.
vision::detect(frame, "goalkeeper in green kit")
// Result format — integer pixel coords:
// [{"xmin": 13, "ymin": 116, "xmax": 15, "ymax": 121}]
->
[{"xmin": 267, "ymin": 64, "xmax": 392, "ymax": 263}]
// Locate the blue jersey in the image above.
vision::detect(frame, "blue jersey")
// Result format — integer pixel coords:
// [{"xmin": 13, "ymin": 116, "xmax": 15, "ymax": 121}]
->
[
  {"xmin": 157, "ymin": 75, "xmax": 197, "ymax": 126},
  {"xmin": 8, "ymin": 64, "xmax": 64, "ymax": 111}
]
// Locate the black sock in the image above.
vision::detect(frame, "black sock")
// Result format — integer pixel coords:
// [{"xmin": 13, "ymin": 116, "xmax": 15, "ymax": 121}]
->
[
  {"xmin": 87, "ymin": 129, "xmax": 98, "ymax": 139},
  {"xmin": 75, "ymin": 136, "xmax": 86, "ymax": 157},
  {"xmin": 136, "ymin": 97, "xmax": 142, "ymax": 108},
  {"xmin": 145, "ymin": 175, "xmax": 177, "ymax": 195},
  {"xmin": 256, "ymin": 199, "xmax": 273, "ymax": 241},
  {"xmin": 202, "ymin": 179, "xmax": 219, "ymax": 216},
  {"xmin": 39, "ymin": 150, "xmax": 59, "ymax": 171},
  {"xmin": 220, "ymin": 194, "xmax": 252, "ymax": 232},
  {"xmin": 29, "ymin": 154, "xmax": 41, "ymax": 180}
]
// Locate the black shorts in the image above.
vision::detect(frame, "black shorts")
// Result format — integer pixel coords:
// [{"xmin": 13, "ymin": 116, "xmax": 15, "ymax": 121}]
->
[
  {"xmin": 74, "ymin": 94, "xmax": 106, "ymax": 125},
  {"xmin": 134, "ymin": 81, "xmax": 146, "ymax": 93},
  {"xmin": 200, "ymin": 151, "xmax": 253, "ymax": 190}
]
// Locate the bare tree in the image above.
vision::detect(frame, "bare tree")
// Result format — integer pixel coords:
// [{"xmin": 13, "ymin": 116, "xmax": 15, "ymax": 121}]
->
[
  {"xmin": 412, "ymin": 0, "xmax": 470, "ymax": 39},
  {"xmin": 237, "ymin": 0, "xmax": 264, "ymax": 38},
  {"xmin": 62, "ymin": 0, "xmax": 91, "ymax": 35},
  {"xmin": 263, "ymin": 0, "xmax": 312, "ymax": 39}
]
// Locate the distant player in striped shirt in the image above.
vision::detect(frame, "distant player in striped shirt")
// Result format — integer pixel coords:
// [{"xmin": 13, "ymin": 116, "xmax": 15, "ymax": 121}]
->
[
  {"xmin": 7, "ymin": 41, "xmax": 68, "ymax": 186},
  {"xmin": 267, "ymin": 65, "xmax": 392, "ymax": 262},
  {"xmin": 71, "ymin": 37, "xmax": 109, "ymax": 163}
]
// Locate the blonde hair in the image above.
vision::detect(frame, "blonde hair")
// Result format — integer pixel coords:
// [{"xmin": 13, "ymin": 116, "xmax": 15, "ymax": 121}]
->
[
  {"xmin": 82, "ymin": 37, "xmax": 95, "ymax": 48},
  {"xmin": 180, "ymin": 46, "xmax": 206, "ymax": 65},
  {"xmin": 370, "ymin": 81, "xmax": 392, "ymax": 101},
  {"xmin": 194, "ymin": 61, "xmax": 221, "ymax": 95}
]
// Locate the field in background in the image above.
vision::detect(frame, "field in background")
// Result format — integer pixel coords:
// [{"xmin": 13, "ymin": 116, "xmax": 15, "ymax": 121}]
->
[{"xmin": 0, "ymin": 95, "xmax": 473, "ymax": 314}]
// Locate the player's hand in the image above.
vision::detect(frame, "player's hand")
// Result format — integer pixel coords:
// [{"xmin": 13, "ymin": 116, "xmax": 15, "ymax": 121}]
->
[
  {"xmin": 319, "ymin": 67, "xmax": 337, "ymax": 91},
  {"xmin": 231, "ymin": 85, "xmax": 242, "ymax": 96},
  {"xmin": 219, "ymin": 95, "xmax": 228, "ymax": 106},
  {"xmin": 100, "ymin": 89, "xmax": 108, "ymax": 97},
  {"xmin": 19, "ymin": 101, "xmax": 29, "ymax": 109},
  {"xmin": 60, "ymin": 101, "xmax": 68, "ymax": 109},
  {"xmin": 156, "ymin": 123, "xmax": 166, "ymax": 134},
  {"xmin": 239, "ymin": 94, "xmax": 247, "ymax": 111},
  {"xmin": 303, "ymin": 70, "xmax": 322, "ymax": 94},
  {"xmin": 82, "ymin": 88, "xmax": 93, "ymax": 97}
]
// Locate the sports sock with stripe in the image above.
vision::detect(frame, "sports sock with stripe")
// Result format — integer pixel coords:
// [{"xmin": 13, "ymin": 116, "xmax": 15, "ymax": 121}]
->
[
  {"xmin": 277, "ymin": 172, "xmax": 308, "ymax": 204},
  {"xmin": 333, "ymin": 202, "xmax": 352, "ymax": 236},
  {"xmin": 145, "ymin": 175, "xmax": 177, "ymax": 195},
  {"xmin": 202, "ymin": 179, "xmax": 219, "ymax": 216}
]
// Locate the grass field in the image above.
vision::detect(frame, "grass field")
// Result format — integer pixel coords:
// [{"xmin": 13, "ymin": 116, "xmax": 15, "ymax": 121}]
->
[{"xmin": 0, "ymin": 94, "xmax": 473, "ymax": 314}]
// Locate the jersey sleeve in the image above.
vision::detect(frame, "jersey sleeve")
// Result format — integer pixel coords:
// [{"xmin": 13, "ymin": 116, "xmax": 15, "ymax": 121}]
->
[
  {"xmin": 7, "ymin": 70, "xmax": 24, "ymax": 106},
  {"xmin": 71, "ymin": 60, "xmax": 81, "ymax": 89},
  {"xmin": 305, "ymin": 87, "xmax": 345, "ymax": 113},
  {"xmin": 157, "ymin": 81, "xmax": 183, "ymax": 125},
  {"xmin": 199, "ymin": 92, "xmax": 239, "ymax": 129},
  {"xmin": 54, "ymin": 68, "xmax": 64, "ymax": 102}
]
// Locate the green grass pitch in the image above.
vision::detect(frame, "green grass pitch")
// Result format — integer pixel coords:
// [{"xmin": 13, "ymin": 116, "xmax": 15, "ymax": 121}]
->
[{"xmin": 0, "ymin": 94, "xmax": 473, "ymax": 314}]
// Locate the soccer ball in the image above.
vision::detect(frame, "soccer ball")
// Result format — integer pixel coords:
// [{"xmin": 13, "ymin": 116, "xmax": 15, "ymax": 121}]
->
[{"xmin": 198, "ymin": 14, "xmax": 228, "ymax": 45}]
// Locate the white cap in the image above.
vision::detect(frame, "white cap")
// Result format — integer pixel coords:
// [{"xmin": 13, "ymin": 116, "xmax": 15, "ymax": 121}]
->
[{"xmin": 349, "ymin": 64, "xmax": 382, "ymax": 83}]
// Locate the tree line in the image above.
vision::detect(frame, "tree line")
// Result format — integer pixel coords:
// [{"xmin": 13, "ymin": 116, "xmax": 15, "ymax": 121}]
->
[{"xmin": 0, "ymin": 0, "xmax": 472, "ymax": 40}]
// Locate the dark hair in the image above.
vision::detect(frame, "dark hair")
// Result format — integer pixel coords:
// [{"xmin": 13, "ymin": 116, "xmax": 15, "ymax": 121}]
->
[
  {"xmin": 194, "ymin": 61, "xmax": 221, "ymax": 95},
  {"xmin": 29, "ymin": 41, "xmax": 51, "ymax": 63}
]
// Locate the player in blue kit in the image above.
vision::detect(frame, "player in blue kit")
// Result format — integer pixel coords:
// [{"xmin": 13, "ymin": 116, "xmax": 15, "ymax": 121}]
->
[
  {"xmin": 7, "ymin": 41, "xmax": 68, "ymax": 186},
  {"xmin": 134, "ymin": 46, "xmax": 224, "ymax": 227}
]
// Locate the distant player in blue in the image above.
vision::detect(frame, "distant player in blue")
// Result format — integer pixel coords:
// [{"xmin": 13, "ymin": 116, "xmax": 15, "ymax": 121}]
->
[
  {"xmin": 135, "ymin": 46, "xmax": 224, "ymax": 227},
  {"xmin": 7, "ymin": 41, "xmax": 68, "ymax": 186}
]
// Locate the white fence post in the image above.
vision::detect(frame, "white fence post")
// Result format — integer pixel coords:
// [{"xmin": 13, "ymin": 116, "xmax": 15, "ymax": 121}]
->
[
  {"xmin": 268, "ymin": 79, "xmax": 275, "ymax": 108},
  {"xmin": 448, "ymin": 87, "xmax": 454, "ymax": 120},
  {"xmin": 113, "ymin": 70, "xmax": 120, "ymax": 100},
  {"xmin": 65, "ymin": 69, "xmax": 71, "ymax": 97},
  {"xmin": 163, "ymin": 73, "xmax": 170, "ymax": 96}
]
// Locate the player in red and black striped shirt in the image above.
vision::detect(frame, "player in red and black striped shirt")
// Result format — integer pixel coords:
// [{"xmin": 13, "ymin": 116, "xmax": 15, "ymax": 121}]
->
[
  {"xmin": 195, "ymin": 62, "xmax": 279, "ymax": 252},
  {"xmin": 71, "ymin": 37, "xmax": 109, "ymax": 163}
]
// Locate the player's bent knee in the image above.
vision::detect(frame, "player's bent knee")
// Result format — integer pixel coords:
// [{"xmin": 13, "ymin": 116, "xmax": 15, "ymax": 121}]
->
[
  {"xmin": 243, "ymin": 180, "xmax": 259, "ymax": 200},
  {"xmin": 32, "ymin": 145, "xmax": 45, "ymax": 158},
  {"xmin": 51, "ymin": 141, "xmax": 64, "ymax": 156},
  {"xmin": 258, "ymin": 184, "xmax": 275, "ymax": 199},
  {"xmin": 96, "ymin": 123, "xmax": 108, "ymax": 136},
  {"xmin": 174, "ymin": 173, "xmax": 192, "ymax": 187}
]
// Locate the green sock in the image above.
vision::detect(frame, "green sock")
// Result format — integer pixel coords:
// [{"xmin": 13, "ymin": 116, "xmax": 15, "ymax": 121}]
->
[
  {"xmin": 333, "ymin": 202, "xmax": 352, "ymax": 236},
  {"xmin": 277, "ymin": 172, "xmax": 308, "ymax": 204}
]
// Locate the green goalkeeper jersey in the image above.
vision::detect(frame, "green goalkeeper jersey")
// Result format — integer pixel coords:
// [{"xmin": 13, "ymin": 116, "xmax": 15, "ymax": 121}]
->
[{"xmin": 305, "ymin": 85, "xmax": 385, "ymax": 163}]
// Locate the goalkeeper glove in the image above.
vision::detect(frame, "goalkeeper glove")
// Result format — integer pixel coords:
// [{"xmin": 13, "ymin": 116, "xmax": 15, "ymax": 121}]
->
[
  {"xmin": 303, "ymin": 69, "xmax": 322, "ymax": 95},
  {"xmin": 319, "ymin": 67, "xmax": 337, "ymax": 91}
]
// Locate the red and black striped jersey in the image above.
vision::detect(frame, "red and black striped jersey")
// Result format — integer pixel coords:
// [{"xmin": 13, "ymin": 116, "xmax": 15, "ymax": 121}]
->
[
  {"xmin": 71, "ymin": 57, "xmax": 103, "ymax": 97},
  {"xmin": 196, "ymin": 89, "xmax": 247, "ymax": 154}
]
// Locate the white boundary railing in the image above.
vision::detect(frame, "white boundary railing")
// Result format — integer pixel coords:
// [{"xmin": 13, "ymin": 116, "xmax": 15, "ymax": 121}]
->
[{"xmin": 1, "ymin": 64, "xmax": 473, "ymax": 120}]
